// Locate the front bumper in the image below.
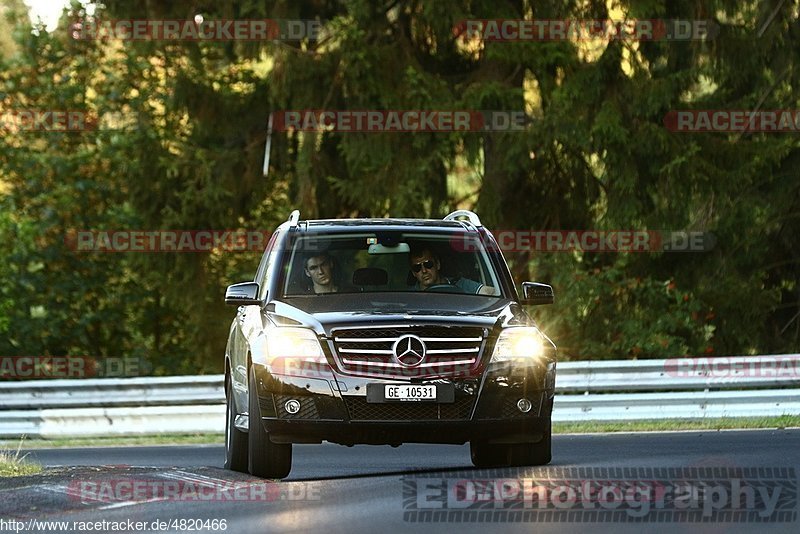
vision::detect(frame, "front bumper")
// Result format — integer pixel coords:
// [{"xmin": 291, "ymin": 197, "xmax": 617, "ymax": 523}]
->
[{"xmin": 251, "ymin": 360, "xmax": 555, "ymax": 446}]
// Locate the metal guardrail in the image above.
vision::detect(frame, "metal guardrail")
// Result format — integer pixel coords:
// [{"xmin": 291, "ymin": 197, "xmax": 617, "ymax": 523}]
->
[
  {"xmin": 556, "ymin": 390, "xmax": 800, "ymax": 421},
  {"xmin": 1, "ymin": 355, "xmax": 798, "ymax": 438},
  {"xmin": 557, "ymin": 355, "xmax": 800, "ymax": 392},
  {"xmin": 0, "ymin": 375, "xmax": 222, "ymax": 409}
]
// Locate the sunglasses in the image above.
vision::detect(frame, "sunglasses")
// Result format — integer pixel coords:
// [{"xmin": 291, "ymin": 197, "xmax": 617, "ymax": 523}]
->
[{"xmin": 411, "ymin": 260, "xmax": 435, "ymax": 273}]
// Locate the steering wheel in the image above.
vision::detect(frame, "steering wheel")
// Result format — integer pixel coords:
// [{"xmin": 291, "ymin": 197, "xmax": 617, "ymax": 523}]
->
[{"xmin": 424, "ymin": 283, "xmax": 464, "ymax": 294}]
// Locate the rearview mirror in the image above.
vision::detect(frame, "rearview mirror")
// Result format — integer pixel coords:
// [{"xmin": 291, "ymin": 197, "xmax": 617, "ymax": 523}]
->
[
  {"xmin": 225, "ymin": 282, "xmax": 262, "ymax": 305},
  {"xmin": 368, "ymin": 243, "xmax": 410, "ymax": 254},
  {"xmin": 520, "ymin": 282, "xmax": 554, "ymax": 305}
]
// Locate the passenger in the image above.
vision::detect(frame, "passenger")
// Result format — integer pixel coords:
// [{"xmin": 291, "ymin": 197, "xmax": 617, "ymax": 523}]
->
[
  {"xmin": 409, "ymin": 247, "xmax": 494, "ymax": 295},
  {"xmin": 304, "ymin": 253, "xmax": 339, "ymax": 294}
]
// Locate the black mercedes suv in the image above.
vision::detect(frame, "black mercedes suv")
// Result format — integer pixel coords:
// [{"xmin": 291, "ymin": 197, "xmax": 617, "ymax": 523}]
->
[{"xmin": 223, "ymin": 210, "xmax": 556, "ymax": 478}]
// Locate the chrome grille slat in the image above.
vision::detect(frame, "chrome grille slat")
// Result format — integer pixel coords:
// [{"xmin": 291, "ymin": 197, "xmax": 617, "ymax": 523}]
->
[
  {"xmin": 420, "ymin": 337, "xmax": 482, "ymax": 342},
  {"xmin": 341, "ymin": 358, "xmax": 477, "ymax": 369},
  {"xmin": 335, "ymin": 337, "xmax": 482, "ymax": 343},
  {"xmin": 334, "ymin": 337, "xmax": 404, "ymax": 342},
  {"xmin": 338, "ymin": 348, "xmax": 394, "ymax": 354}
]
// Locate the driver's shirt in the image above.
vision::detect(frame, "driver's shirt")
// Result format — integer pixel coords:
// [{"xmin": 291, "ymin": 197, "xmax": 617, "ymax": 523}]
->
[{"xmin": 415, "ymin": 277, "xmax": 483, "ymax": 294}]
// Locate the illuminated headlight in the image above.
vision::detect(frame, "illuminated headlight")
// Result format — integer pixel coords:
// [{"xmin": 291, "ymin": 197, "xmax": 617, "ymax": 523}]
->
[
  {"xmin": 265, "ymin": 327, "xmax": 324, "ymax": 361},
  {"xmin": 490, "ymin": 327, "xmax": 546, "ymax": 363}
]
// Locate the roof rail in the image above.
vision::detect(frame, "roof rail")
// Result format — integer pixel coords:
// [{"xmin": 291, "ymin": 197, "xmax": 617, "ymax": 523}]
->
[
  {"xmin": 287, "ymin": 209, "xmax": 300, "ymax": 227},
  {"xmin": 444, "ymin": 210, "xmax": 482, "ymax": 228}
]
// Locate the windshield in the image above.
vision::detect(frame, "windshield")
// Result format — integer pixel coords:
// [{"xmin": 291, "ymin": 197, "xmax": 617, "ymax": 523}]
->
[{"xmin": 281, "ymin": 232, "xmax": 502, "ymax": 297}]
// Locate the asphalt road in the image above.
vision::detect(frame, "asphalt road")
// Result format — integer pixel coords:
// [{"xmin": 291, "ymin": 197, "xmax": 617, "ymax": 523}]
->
[{"xmin": 2, "ymin": 430, "xmax": 799, "ymax": 533}]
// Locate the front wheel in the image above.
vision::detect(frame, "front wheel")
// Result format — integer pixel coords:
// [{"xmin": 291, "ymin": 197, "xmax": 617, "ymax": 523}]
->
[
  {"xmin": 470, "ymin": 441, "xmax": 509, "ymax": 468},
  {"xmin": 509, "ymin": 421, "xmax": 552, "ymax": 466},
  {"xmin": 470, "ymin": 420, "xmax": 552, "ymax": 468},
  {"xmin": 248, "ymin": 365, "xmax": 292, "ymax": 479},
  {"xmin": 224, "ymin": 374, "xmax": 248, "ymax": 472}
]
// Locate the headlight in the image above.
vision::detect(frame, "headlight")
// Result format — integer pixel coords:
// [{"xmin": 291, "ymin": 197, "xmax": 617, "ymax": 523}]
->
[
  {"xmin": 265, "ymin": 327, "xmax": 324, "ymax": 362},
  {"xmin": 490, "ymin": 327, "xmax": 546, "ymax": 363}
]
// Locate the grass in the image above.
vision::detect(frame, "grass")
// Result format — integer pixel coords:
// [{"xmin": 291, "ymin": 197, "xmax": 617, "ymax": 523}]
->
[
  {"xmin": 554, "ymin": 415, "xmax": 800, "ymax": 434},
  {"xmin": 1, "ymin": 416, "xmax": 798, "ymax": 450},
  {"xmin": 0, "ymin": 433, "xmax": 224, "ymax": 449},
  {"xmin": 0, "ymin": 439, "xmax": 42, "ymax": 477}
]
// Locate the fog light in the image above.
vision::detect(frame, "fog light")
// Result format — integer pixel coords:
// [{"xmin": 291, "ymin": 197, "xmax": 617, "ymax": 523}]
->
[
  {"xmin": 284, "ymin": 399, "xmax": 301, "ymax": 414},
  {"xmin": 517, "ymin": 398, "xmax": 532, "ymax": 413}
]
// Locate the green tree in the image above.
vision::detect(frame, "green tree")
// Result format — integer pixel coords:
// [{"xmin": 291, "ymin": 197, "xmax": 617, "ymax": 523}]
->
[{"xmin": 1, "ymin": 0, "xmax": 797, "ymax": 373}]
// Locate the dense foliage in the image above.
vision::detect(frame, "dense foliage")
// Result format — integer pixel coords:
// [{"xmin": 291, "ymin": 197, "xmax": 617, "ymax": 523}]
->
[{"xmin": 1, "ymin": 0, "xmax": 798, "ymax": 373}]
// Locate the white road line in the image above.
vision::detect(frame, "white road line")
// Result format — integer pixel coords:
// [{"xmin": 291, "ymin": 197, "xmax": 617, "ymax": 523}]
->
[
  {"xmin": 172, "ymin": 469, "xmax": 232, "ymax": 485},
  {"xmin": 160, "ymin": 471, "xmax": 218, "ymax": 487},
  {"xmin": 36, "ymin": 484, "xmax": 73, "ymax": 496},
  {"xmin": 98, "ymin": 496, "xmax": 168, "ymax": 510}
]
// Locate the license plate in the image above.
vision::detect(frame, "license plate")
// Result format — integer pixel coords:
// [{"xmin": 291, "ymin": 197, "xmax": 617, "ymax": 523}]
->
[
  {"xmin": 366, "ymin": 383, "xmax": 455, "ymax": 403},
  {"xmin": 385, "ymin": 385, "xmax": 436, "ymax": 401}
]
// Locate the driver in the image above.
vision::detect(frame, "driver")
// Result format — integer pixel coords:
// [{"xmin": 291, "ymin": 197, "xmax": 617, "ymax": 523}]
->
[{"xmin": 409, "ymin": 247, "xmax": 494, "ymax": 295}]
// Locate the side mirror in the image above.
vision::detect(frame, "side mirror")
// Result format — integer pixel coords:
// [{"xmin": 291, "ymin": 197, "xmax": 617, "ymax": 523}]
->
[
  {"xmin": 225, "ymin": 282, "xmax": 262, "ymax": 305},
  {"xmin": 521, "ymin": 282, "xmax": 554, "ymax": 305}
]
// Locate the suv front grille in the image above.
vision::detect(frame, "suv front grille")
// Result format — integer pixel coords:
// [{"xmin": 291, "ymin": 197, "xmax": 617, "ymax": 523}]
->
[
  {"xmin": 344, "ymin": 396, "xmax": 474, "ymax": 421},
  {"xmin": 330, "ymin": 325, "xmax": 487, "ymax": 378}
]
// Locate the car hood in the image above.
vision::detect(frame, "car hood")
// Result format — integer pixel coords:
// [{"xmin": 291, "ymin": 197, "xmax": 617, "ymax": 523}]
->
[{"xmin": 268, "ymin": 293, "xmax": 530, "ymax": 336}]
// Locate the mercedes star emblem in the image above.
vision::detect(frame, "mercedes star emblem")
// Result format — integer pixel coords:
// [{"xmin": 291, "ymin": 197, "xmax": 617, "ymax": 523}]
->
[{"xmin": 392, "ymin": 334, "xmax": 426, "ymax": 367}]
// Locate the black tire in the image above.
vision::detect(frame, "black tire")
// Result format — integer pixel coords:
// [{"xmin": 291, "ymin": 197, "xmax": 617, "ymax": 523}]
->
[
  {"xmin": 508, "ymin": 420, "xmax": 552, "ymax": 466},
  {"xmin": 248, "ymin": 366, "xmax": 292, "ymax": 479},
  {"xmin": 224, "ymin": 375, "xmax": 248, "ymax": 472},
  {"xmin": 470, "ymin": 441, "xmax": 510, "ymax": 468},
  {"xmin": 470, "ymin": 420, "xmax": 553, "ymax": 468}
]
